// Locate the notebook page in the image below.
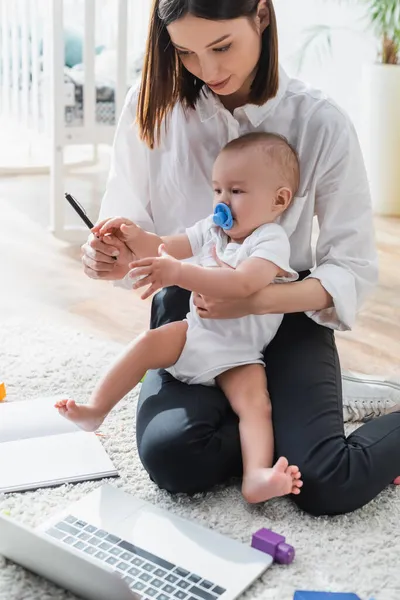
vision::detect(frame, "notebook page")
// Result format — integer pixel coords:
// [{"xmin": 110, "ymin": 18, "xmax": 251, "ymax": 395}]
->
[
  {"xmin": 0, "ymin": 431, "xmax": 118, "ymax": 493},
  {"xmin": 0, "ymin": 398, "xmax": 80, "ymax": 443}
]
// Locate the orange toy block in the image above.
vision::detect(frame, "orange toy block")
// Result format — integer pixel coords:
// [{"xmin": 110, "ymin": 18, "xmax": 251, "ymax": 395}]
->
[{"xmin": 0, "ymin": 382, "xmax": 6, "ymax": 401}]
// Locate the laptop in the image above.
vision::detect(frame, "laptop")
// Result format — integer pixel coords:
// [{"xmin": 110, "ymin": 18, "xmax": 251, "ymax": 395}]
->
[{"xmin": 0, "ymin": 484, "xmax": 273, "ymax": 600}]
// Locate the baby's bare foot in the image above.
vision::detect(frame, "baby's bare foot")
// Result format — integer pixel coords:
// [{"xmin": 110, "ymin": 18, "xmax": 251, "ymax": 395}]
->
[
  {"xmin": 393, "ymin": 476, "xmax": 400, "ymax": 485},
  {"xmin": 242, "ymin": 456, "xmax": 303, "ymax": 504},
  {"xmin": 54, "ymin": 399, "xmax": 105, "ymax": 432}
]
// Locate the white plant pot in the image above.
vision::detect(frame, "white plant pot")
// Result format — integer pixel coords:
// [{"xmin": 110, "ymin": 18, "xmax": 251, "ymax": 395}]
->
[{"xmin": 362, "ymin": 64, "xmax": 400, "ymax": 216}]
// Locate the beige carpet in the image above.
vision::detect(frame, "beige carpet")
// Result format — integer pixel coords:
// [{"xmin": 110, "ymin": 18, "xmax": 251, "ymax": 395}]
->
[{"xmin": 1, "ymin": 303, "xmax": 400, "ymax": 600}]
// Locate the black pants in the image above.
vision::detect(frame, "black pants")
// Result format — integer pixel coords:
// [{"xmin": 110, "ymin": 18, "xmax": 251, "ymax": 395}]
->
[{"xmin": 136, "ymin": 284, "xmax": 400, "ymax": 516}]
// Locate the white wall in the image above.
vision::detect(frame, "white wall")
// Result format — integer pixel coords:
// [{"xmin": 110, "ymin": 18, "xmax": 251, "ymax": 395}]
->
[{"xmin": 275, "ymin": 0, "xmax": 378, "ymax": 136}]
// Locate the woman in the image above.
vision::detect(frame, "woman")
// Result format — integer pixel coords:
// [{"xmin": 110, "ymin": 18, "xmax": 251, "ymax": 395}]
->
[{"xmin": 81, "ymin": 0, "xmax": 400, "ymax": 515}]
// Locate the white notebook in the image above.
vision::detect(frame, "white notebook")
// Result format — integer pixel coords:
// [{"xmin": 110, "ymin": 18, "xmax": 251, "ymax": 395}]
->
[{"xmin": 0, "ymin": 398, "xmax": 119, "ymax": 494}]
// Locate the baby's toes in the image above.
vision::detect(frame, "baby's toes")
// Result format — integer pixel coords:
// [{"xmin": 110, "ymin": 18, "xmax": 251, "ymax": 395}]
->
[
  {"xmin": 54, "ymin": 399, "xmax": 68, "ymax": 408},
  {"xmin": 293, "ymin": 479, "xmax": 303, "ymax": 489},
  {"xmin": 291, "ymin": 486, "xmax": 301, "ymax": 495},
  {"xmin": 286, "ymin": 465, "xmax": 299, "ymax": 477}
]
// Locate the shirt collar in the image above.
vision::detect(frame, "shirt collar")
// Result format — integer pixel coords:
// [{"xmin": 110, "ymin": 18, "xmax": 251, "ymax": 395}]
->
[{"xmin": 196, "ymin": 66, "xmax": 290, "ymax": 127}]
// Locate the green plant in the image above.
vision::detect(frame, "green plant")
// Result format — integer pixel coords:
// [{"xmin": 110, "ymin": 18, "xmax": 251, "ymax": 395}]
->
[{"xmin": 298, "ymin": 0, "xmax": 400, "ymax": 67}]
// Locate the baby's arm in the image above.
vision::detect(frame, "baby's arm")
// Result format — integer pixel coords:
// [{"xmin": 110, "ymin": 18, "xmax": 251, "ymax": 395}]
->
[
  {"xmin": 130, "ymin": 224, "xmax": 295, "ymax": 300},
  {"xmin": 131, "ymin": 250, "xmax": 281, "ymax": 300},
  {"xmin": 93, "ymin": 217, "xmax": 193, "ymax": 260},
  {"xmin": 177, "ymin": 257, "xmax": 280, "ymax": 299}
]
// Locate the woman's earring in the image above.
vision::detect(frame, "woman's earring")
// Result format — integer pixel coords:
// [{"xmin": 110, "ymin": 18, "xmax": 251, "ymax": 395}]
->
[{"xmin": 194, "ymin": 78, "xmax": 197, "ymax": 86}]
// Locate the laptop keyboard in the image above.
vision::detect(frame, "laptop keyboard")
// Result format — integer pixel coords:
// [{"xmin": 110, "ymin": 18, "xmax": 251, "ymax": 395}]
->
[{"xmin": 46, "ymin": 515, "xmax": 227, "ymax": 600}]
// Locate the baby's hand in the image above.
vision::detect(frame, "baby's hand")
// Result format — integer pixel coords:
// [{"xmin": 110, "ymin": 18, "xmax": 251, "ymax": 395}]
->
[
  {"xmin": 92, "ymin": 217, "xmax": 142, "ymax": 254},
  {"xmin": 129, "ymin": 245, "xmax": 181, "ymax": 300}
]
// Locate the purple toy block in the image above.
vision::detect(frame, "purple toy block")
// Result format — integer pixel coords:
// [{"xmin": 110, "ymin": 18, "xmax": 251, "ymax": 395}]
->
[
  {"xmin": 251, "ymin": 528, "xmax": 295, "ymax": 564},
  {"xmin": 293, "ymin": 593, "xmax": 361, "ymax": 600}
]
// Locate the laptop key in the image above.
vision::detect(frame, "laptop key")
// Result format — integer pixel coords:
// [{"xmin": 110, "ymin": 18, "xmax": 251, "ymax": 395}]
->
[
  {"xmin": 84, "ymin": 525, "xmax": 97, "ymax": 534},
  {"xmin": 153, "ymin": 569, "xmax": 167, "ymax": 577},
  {"xmin": 106, "ymin": 533, "xmax": 121, "ymax": 544},
  {"xmin": 162, "ymin": 584, "xmax": 175, "ymax": 594},
  {"xmin": 133, "ymin": 581, "xmax": 146, "ymax": 591},
  {"xmin": 174, "ymin": 592, "xmax": 188, "ymax": 600},
  {"xmin": 188, "ymin": 586, "xmax": 217, "ymax": 600},
  {"xmin": 83, "ymin": 546, "xmax": 97, "ymax": 555},
  {"xmin": 88, "ymin": 536, "xmax": 102, "ymax": 546},
  {"xmin": 74, "ymin": 519, "xmax": 87, "ymax": 528},
  {"xmin": 156, "ymin": 595, "xmax": 169, "ymax": 600},
  {"xmin": 123, "ymin": 576, "xmax": 134, "ymax": 585},
  {"xmin": 188, "ymin": 575, "xmax": 201, "ymax": 584},
  {"xmin": 73, "ymin": 541, "xmax": 86, "ymax": 550},
  {"xmin": 118, "ymin": 540, "xmax": 175, "ymax": 571},
  {"xmin": 199, "ymin": 581, "xmax": 213, "ymax": 590},
  {"xmin": 140, "ymin": 573, "xmax": 153, "ymax": 583},
  {"xmin": 109, "ymin": 546, "xmax": 123, "ymax": 556},
  {"xmin": 46, "ymin": 528, "xmax": 65, "ymax": 540},
  {"xmin": 120, "ymin": 552, "xmax": 133, "ymax": 561},
  {"xmin": 165, "ymin": 574, "xmax": 179, "ymax": 584},
  {"xmin": 116, "ymin": 562, "xmax": 130, "ymax": 571},
  {"xmin": 174, "ymin": 568, "xmax": 190, "ymax": 578},
  {"xmin": 94, "ymin": 529, "xmax": 108, "ymax": 539},
  {"xmin": 106, "ymin": 556, "xmax": 118, "ymax": 566},
  {"xmin": 128, "ymin": 566, "xmax": 141, "ymax": 577},
  {"xmin": 99, "ymin": 541, "xmax": 112, "ymax": 551},
  {"xmin": 211, "ymin": 586, "xmax": 226, "ymax": 596},
  {"xmin": 154, "ymin": 568, "xmax": 167, "ymax": 578},
  {"xmin": 177, "ymin": 581, "xmax": 190, "ymax": 590},
  {"xmin": 55, "ymin": 522, "xmax": 80, "ymax": 536},
  {"xmin": 94, "ymin": 551, "xmax": 108, "ymax": 561},
  {"xmin": 151, "ymin": 579, "xmax": 164, "ymax": 588},
  {"xmin": 78, "ymin": 532, "xmax": 92, "ymax": 541},
  {"xmin": 63, "ymin": 536, "xmax": 75, "ymax": 545},
  {"xmin": 65, "ymin": 515, "xmax": 77, "ymax": 524},
  {"xmin": 143, "ymin": 562, "xmax": 156, "ymax": 573},
  {"xmin": 145, "ymin": 588, "xmax": 158, "ymax": 598}
]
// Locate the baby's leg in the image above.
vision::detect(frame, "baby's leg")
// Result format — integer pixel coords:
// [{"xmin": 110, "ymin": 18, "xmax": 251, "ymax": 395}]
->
[
  {"xmin": 55, "ymin": 321, "xmax": 188, "ymax": 431},
  {"xmin": 217, "ymin": 364, "xmax": 303, "ymax": 503}
]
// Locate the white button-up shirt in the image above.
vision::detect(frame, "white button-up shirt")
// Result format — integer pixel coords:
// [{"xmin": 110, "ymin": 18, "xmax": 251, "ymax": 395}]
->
[{"xmin": 100, "ymin": 67, "xmax": 378, "ymax": 332}]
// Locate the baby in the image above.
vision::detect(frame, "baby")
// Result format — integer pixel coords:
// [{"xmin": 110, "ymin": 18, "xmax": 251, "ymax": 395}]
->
[{"xmin": 56, "ymin": 132, "xmax": 303, "ymax": 504}]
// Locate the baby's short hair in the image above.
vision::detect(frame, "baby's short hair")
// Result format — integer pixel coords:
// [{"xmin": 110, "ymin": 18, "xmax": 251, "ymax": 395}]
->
[{"xmin": 221, "ymin": 132, "xmax": 300, "ymax": 196}]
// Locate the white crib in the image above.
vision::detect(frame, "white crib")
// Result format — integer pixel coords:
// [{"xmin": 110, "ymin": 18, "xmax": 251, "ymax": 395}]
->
[{"xmin": 0, "ymin": 0, "xmax": 149, "ymax": 237}]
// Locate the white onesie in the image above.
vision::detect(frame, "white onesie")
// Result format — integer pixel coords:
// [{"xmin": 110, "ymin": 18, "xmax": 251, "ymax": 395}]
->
[{"xmin": 165, "ymin": 215, "xmax": 298, "ymax": 386}]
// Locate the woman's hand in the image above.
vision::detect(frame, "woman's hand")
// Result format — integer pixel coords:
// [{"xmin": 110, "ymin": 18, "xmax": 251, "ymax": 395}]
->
[
  {"xmin": 93, "ymin": 217, "xmax": 142, "ymax": 255},
  {"xmin": 81, "ymin": 231, "xmax": 133, "ymax": 281},
  {"xmin": 193, "ymin": 293, "xmax": 253, "ymax": 319},
  {"xmin": 93, "ymin": 216, "xmax": 163, "ymax": 260},
  {"xmin": 129, "ymin": 245, "xmax": 181, "ymax": 300}
]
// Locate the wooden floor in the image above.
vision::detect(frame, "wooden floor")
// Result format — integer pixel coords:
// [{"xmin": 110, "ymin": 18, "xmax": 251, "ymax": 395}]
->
[{"xmin": 1, "ymin": 170, "xmax": 399, "ymax": 378}]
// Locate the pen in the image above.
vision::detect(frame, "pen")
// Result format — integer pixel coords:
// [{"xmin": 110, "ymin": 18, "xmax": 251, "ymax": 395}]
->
[
  {"xmin": 65, "ymin": 192, "xmax": 117, "ymax": 260},
  {"xmin": 65, "ymin": 193, "xmax": 95, "ymax": 229}
]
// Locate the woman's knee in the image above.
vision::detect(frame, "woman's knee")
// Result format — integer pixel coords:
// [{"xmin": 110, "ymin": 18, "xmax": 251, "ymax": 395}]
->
[
  {"xmin": 291, "ymin": 472, "xmax": 336, "ymax": 516},
  {"xmin": 290, "ymin": 458, "xmax": 356, "ymax": 516},
  {"xmin": 137, "ymin": 419, "xmax": 232, "ymax": 495},
  {"xmin": 136, "ymin": 370, "xmax": 241, "ymax": 494},
  {"xmin": 138, "ymin": 428, "xmax": 194, "ymax": 493}
]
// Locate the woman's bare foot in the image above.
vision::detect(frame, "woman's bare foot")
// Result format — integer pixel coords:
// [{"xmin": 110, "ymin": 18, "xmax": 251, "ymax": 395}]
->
[
  {"xmin": 54, "ymin": 399, "xmax": 106, "ymax": 432},
  {"xmin": 242, "ymin": 456, "xmax": 303, "ymax": 504}
]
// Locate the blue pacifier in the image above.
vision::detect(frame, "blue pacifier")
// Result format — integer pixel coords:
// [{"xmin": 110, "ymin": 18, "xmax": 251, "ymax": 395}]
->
[{"xmin": 213, "ymin": 203, "xmax": 233, "ymax": 230}]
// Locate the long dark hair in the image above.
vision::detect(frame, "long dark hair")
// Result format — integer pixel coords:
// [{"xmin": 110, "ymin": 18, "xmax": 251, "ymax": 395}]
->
[{"xmin": 138, "ymin": 0, "xmax": 279, "ymax": 149}]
